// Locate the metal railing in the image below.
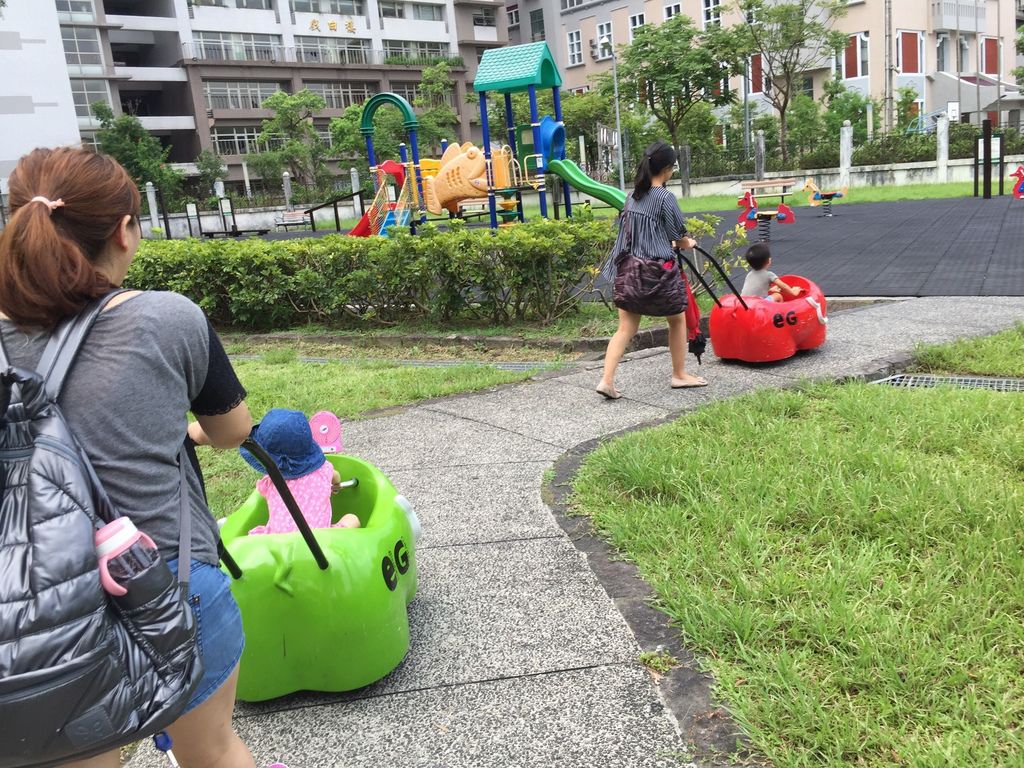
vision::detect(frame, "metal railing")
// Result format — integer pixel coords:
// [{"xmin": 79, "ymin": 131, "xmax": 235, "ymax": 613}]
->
[{"xmin": 181, "ymin": 41, "xmax": 464, "ymax": 68}]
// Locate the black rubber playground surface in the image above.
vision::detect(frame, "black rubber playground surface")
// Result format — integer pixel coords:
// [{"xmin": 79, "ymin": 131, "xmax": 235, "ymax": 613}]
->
[{"xmin": 722, "ymin": 195, "xmax": 1024, "ymax": 296}]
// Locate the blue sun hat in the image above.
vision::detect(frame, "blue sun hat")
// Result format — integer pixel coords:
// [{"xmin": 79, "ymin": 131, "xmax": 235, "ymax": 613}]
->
[{"xmin": 239, "ymin": 408, "xmax": 327, "ymax": 480}]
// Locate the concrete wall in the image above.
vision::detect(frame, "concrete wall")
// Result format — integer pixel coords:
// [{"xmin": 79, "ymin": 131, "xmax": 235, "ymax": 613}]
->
[{"xmin": 0, "ymin": 0, "xmax": 81, "ymax": 191}]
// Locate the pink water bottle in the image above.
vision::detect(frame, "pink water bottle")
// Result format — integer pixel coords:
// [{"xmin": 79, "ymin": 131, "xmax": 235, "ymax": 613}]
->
[{"xmin": 95, "ymin": 518, "xmax": 158, "ymax": 597}]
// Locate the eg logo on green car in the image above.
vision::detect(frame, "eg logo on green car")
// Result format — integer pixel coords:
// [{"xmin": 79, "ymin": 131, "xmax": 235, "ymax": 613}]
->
[{"xmin": 382, "ymin": 539, "xmax": 410, "ymax": 591}]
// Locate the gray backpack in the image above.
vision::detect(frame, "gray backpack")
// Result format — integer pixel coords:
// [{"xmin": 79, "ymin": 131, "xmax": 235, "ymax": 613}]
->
[{"xmin": 0, "ymin": 294, "xmax": 203, "ymax": 767}]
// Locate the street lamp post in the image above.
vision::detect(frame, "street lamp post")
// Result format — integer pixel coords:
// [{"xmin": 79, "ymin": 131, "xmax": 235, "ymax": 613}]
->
[{"xmin": 601, "ymin": 35, "xmax": 626, "ymax": 191}]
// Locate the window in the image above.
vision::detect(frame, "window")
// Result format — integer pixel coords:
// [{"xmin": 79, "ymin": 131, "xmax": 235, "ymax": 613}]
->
[
  {"xmin": 379, "ymin": 1, "xmax": 404, "ymax": 17},
  {"xmin": 236, "ymin": 0, "xmax": 272, "ymax": 8},
  {"xmin": 203, "ymin": 80, "xmax": 283, "ymax": 110},
  {"xmin": 70, "ymin": 79, "xmax": 109, "ymax": 118},
  {"xmin": 561, "ymin": 0, "xmax": 584, "ymax": 8},
  {"xmin": 412, "ymin": 3, "xmax": 443, "ymax": 21},
  {"xmin": 212, "ymin": 126, "xmax": 278, "ymax": 156},
  {"xmin": 507, "ymin": 3, "xmax": 519, "ymax": 26},
  {"xmin": 529, "ymin": 9, "xmax": 545, "ymax": 42},
  {"xmin": 476, "ymin": 46, "xmax": 488, "ymax": 64},
  {"xmin": 663, "ymin": 4, "xmax": 681, "ymax": 20},
  {"xmin": 194, "ymin": 32, "xmax": 282, "ymax": 62},
  {"xmin": 749, "ymin": 53, "xmax": 763, "ymax": 93},
  {"xmin": 571, "ymin": 86, "xmax": 589, "ymax": 95},
  {"xmin": 567, "ymin": 30, "xmax": 582, "ymax": 66},
  {"xmin": 837, "ymin": 33, "xmax": 868, "ymax": 78},
  {"xmin": 702, "ymin": 0, "xmax": 721, "ymax": 27},
  {"xmin": 383, "ymin": 40, "xmax": 450, "ymax": 62},
  {"xmin": 79, "ymin": 131, "xmax": 100, "ymax": 151},
  {"xmin": 799, "ymin": 75, "xmax": 813, "ymax": 97},
  {"xmin": 936, "ymin": 33, "xmax": 949, "ymax": 72},
  {"xmin": 62, "ymin": 26, "xmax": 102, "ymax": 67},
  {"xmin": 898, "ymin": 30, "xmax": 923, "ymax": 74},
  {"xmin": 628, "ymin": 14, "xmax": 645, "ymax": 41},
  {"xmin": 292, "ymin": 0, "xmax": 364, "ymax": 13},
  {"xmin": 56, "ymin": 0, "xmax": 94, "ymax": 21},
  {"xmin": 305, "ymin": 81, "xmax": 376, "ymax": 108},
  {"xmin": 391, "ymin": 79, "xmax": 454, "ymax": 106},
  {"xmin": 595, "ymin": 22, "xmax": 612, "ymax": 59},
  {"xmin": 473, "ymin": 7, "xmax": 496, "ymax": 26},
  {"xmin": 982, "ymin": 37, "xmax": 999, "ymax": 75},
  {"xmin": 296, "ymin": 35, "xmax": 371, "ymax": 64}
]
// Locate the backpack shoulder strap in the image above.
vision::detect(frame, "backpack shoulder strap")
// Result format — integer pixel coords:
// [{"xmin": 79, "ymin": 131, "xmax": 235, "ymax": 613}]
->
[
  {"xmin": 37, "ymin": 290, "xmax": 128, "ymax": 400},
  {"xmin": 177, "ymin": 444, "xmax": 192, "ymax": 590}
]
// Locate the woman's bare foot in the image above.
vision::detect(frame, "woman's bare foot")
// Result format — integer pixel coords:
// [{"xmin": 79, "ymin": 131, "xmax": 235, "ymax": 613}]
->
[
  {"xmin": 596, "ymin": 382, "xmax": 622, "ymax": 399},
  {"xmin": 671, "ymin": 374, "xmax": 708, "ymax": 389}
]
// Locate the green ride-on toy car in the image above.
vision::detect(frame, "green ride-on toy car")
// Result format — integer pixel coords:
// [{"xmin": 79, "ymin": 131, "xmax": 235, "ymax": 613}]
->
[{"xmin": 219, "ymin": 440, "xmax": 418, "ymax": 702}]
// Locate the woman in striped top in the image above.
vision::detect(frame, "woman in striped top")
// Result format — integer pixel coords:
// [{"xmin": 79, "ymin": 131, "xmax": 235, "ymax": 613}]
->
[{"xmin": 597, "ymin": 141, "xmax": 708, "ymax": 399}]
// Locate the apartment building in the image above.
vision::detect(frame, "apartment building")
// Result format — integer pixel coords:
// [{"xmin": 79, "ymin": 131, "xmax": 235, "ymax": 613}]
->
[
  {"xmin": 1, "ymin": 0, "xmax": 508, "ymax": 189},
  {"xmin": 510, "ymin": 0, "xmax": 1020, "ymax": 125}
]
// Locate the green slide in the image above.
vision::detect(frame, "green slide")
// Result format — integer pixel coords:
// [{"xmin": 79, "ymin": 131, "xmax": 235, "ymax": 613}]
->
[{"xmin": 547, "ymin": 159, "xmax": 627, "ymax": 211}]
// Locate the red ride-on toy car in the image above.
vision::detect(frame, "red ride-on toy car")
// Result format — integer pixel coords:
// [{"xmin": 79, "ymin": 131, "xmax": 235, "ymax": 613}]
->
[{"xmin": 680, "ymin": 247, "xmax": 828, "ymax": 363}]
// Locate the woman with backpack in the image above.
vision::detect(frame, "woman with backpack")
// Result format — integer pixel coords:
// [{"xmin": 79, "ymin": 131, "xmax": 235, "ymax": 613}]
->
[
  {"xmin": 0, "ymin": 147, "xmax": 258, "ymax": 767},
  {"xmin": 597, "ymin": 141, "xmax": 708, "ymax": 399}
]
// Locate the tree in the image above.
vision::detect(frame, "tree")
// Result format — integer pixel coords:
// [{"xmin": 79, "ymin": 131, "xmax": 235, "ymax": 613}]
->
[
  {"xmin": 609, "ymin": 14, "xmax": 744, "ymax": 160},
  {"xmin": 195, "ymin": 149, "xmax": 226, "ymax": 195},
  {"xmin": 413, "ymin": 61, "xmax": 460, "ymax": 154},
  {"xmin": 91, "ymin": 102, "xmax": 183, "ymax": 198},
  {"xmin": 1014, "ymin": 26, "xmax": 1024, "ymax": 82},
  {"xmin": 822, "ymin": 78, "xmax": 878, "ymax": 144},
  {"xmin": 257, "ymin": 89, "xmax": 331, "ymax": 188},
  {"xmin": 786, "ymin": 93, "xmax": 824, "ymax": 156},
  {"xmin": 329, "ymin": 102, "xmax": 405, "ymax": 185},
  {"xmin": 895, "ymin": 86, "xmax": 919, "ymax": 131},
  {"xmin": 734, "ymin": 0, "xmax": 848, "ymax": 162}
]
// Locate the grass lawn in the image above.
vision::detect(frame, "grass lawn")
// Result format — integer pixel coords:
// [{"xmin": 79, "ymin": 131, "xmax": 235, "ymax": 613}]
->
[
  {"xmin": 195, "ymin": 355, "xmax": 539, "ymax": 517},
  {"xmin": 220, "ymin": 298, "xmax": 718, "ymax": 352},
  {"xmin": 572, "ymin": 337, "xmax": 1024, "ymax": 766},
  {"xmin": 913, "ymin": 323, "xmax": 1024, "ymax": 377}
]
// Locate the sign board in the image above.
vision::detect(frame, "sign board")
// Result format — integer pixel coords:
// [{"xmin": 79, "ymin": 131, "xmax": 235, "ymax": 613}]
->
[
  {"xmin": 947, "ymin": 101, "xmax": 960, "ymax": 122},
  {"xmin": 185, "ymin": 202, "xmax": 198, "ymax": 218},
  {"xmin": 976, "ymin": 135, "xmax": 1002, "ymax": 164},
  {"xmin": 219, "ymin": 197, "xmax": 233, "ymax": 214}
]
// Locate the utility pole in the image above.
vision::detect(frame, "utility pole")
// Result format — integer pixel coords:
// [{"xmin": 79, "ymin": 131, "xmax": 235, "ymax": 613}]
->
[
  {"xmin": 996, "ymin": 0, "xmax": 1003, "ymax": 121},
  {"xmin": 956, "ymin": 0, "xmax": 962, "ymax": 121},
  {"xmin": 974, "ymin": 0, "xmax": 982, "ymax": 126},
  {"xmin": 884, "ymin": 0, "xmax": 894, "ymax": 132}
]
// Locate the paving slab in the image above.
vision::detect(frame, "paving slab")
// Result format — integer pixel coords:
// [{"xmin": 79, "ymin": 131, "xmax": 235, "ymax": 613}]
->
[
  {"xmin": 424, "ymin": 379, "xmax": 670, "ymax": 449},
  {"xmin": 237, "ymin": 537, "xmax": 641, "ymax": 714},
  {"xmin": 387, "ymin": 462, "xmax": 558, "ymax": 549},
  {"xmin": 129, "ymin": 666, "xmax": 689, "ymax": 768},
  {"xmin": 343, "ymin": 407, "xmax": 562, "ymax": 472}
]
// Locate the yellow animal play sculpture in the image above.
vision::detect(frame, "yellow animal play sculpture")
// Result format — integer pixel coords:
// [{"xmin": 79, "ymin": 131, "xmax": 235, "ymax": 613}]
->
[{"xmin": 422, "ymin": 143, "xmax": 515, "ymax": 215}]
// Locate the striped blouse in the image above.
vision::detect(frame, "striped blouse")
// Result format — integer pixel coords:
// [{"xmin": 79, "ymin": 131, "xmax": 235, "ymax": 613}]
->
[{"xmin": 611, "ymin": 186, "xmax": 687, "ymax": 261}]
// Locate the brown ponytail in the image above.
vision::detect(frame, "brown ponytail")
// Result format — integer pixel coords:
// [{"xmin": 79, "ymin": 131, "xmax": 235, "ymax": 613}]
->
[{"xmin": 0, "ymin": 147, "xmax": 140, "ymax": 329}]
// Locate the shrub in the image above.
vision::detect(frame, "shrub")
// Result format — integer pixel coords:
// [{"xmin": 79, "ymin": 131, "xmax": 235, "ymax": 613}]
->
[{"xmin": 127, "ymin": 217, "xmax": 617, "ymax": 330}]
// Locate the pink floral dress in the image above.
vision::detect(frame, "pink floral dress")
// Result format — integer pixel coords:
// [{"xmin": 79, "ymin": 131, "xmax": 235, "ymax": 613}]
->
[{"xmin": 248, "ymin": 462, "xmax": 341, "ymax": 535}]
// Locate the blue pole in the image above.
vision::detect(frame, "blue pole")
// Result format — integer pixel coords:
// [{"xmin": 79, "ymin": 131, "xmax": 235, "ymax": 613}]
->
[
  {"xmin": 407, "ymin": 129, "xmax": 427, "ymax": 223},
  {"xmin": 528, "ymin": 85, "xmax": 547, "ymax": 218},
  {"xmin": 478, "ymin": 90, "xmax": 498, "ymax": 229},
  {"xmin": 504, "ymin": 93, "xmax": 524, "ymax": 222},
  {"xmin": 552, "ymin": 86, "xmax": 572, "ymax": 218}
]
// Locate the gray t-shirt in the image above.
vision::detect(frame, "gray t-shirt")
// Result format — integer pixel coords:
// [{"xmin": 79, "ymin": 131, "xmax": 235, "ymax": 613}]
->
[
  {"xmin": 741, "ymin": 268, "xmax": 778, "ymax": 297},
  {"xmin": 0, "ymin": 292, "xmax": 226, "ymax": 565}
]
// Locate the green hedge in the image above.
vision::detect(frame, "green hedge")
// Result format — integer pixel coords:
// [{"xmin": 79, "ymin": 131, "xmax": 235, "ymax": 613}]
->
[{"xmin": 127, "ymin": 218, "xmax": 617, "ymax": 331}]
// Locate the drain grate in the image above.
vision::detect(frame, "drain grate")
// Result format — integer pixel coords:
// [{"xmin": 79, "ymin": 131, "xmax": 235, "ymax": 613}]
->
[{"xmin": 875, "ymin": 374, "xmax": 1024, "ymax": 392}]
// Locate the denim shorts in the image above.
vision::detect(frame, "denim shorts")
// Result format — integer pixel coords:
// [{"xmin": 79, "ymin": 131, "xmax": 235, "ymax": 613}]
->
[{"xmin": 166, "ymin": 558, "xmax": 246, "ymax": 713}]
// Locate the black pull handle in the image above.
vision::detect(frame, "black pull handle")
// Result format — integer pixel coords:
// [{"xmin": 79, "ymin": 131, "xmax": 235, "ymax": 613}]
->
[
  {"xmin": 241, "ymin": 438, "xmax": 330, "ymax": 570},
  {"xmin": 693, "ymin": 245, "xmax": 749, "ymax": 310}
]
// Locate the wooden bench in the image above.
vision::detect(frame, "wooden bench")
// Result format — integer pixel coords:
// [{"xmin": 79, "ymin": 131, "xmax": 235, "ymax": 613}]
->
[
  {"xmin": 274, "ymin": 210, "xmax": 311, "ymax": 231},
  {"xmin": 741, "ymin": 178, "xmax": 797, "ymax": 206}
]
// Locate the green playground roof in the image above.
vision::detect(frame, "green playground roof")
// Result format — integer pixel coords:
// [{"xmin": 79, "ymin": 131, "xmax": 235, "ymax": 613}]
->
[{"xmin": 473, "ymin": 42, "xmax": 562, "ymax": 94}]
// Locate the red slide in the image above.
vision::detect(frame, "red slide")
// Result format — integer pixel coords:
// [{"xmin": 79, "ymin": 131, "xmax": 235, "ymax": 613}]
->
[{"xmin": 348, "ymin": 212, "xmax": 372, "ymax": 237}]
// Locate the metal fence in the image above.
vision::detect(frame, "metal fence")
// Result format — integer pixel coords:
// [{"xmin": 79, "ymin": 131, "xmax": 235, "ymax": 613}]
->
[
  {"xmin": 689, "ymin": 145, "xmax": 755, "ymax": 180},
  {"xmin": 182, "ymin": 42, "xmax": 465, "ymax": 69}
]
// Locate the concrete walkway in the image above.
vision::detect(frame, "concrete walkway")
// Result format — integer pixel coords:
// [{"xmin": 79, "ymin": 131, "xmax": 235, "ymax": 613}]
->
[{"xmin": 129, "ymin": 297, "xmax": 1024, "ymax": 768}]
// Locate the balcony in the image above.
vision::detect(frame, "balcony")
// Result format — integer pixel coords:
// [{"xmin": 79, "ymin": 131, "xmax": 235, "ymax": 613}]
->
[
  {"xmin": 105, "ymin": 14, "xmax": 179, "ymax": 33},
  {"xmin": 932, "ymin": 0, "xmax": 986, "ymax": 33},
  {"xmin": 181, "ymin": 42, "xmax": 465, "ymax": 68}
]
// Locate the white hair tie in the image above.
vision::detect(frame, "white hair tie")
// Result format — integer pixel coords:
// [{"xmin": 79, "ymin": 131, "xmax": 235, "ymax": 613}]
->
[{"xmin": 29, "ymin": 196, "xmax": 65, "ymax": 214}]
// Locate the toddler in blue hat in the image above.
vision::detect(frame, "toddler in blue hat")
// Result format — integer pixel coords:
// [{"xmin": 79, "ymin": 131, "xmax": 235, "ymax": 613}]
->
[{"xmin": 240, "ymin": 408, "xmax": 360, "ymax": 535}]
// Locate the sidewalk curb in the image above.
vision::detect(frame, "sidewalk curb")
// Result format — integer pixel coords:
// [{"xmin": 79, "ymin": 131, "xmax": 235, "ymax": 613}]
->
[{"xmin": 541, "ymin": 348, "xmax": 917, "ymax": 766}]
